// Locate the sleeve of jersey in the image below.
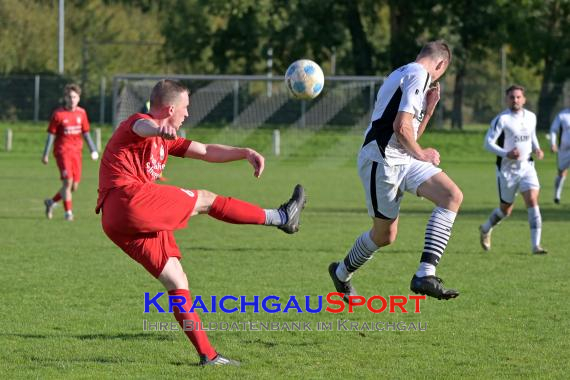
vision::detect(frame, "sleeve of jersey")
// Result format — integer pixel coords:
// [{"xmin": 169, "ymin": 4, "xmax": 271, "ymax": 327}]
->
[
  {"xmin": 484, "ymin": 117, "xmax": 507, "ymax": 157},
  {"xmin": 167, "ymin": 137, "xmax": 192, "ymax": 157},
  {"xmin": 47, "ymin": 112, "xmax": 58, "ymax": 134},
  {"xmin": 398, "ymin": 72, "xmax": 426, "ymax": 115},
  {"xmin": 81, "ymin": 109, "xmax": 91, "ymax": 132}
]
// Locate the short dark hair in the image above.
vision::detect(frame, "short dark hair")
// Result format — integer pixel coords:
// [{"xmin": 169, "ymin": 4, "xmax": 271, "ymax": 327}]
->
[
  {"xmin": 150, "ymin": 79, "xmax": 189, "ymax": 108},
  {"xmin": 418, "ymin": 40, "xmax": 452, "ymax": 63},
  {"xmin": 64, "ymin": 83, "xmax": 81, "ymax": 96},
  {"xmin": 506, "ymin": 85, "xmax": 525, "ymax": 96}
]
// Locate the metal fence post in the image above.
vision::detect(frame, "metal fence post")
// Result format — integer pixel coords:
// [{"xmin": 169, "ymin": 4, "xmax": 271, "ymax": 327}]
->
[
  {"xmin": 273, "ymin": 129, "xmax": 280, "ymax": 156},
  {"xmin": 233, "ymin": 80, "xmax": 239, "ymax": 125},
  {"xmin": 34, "ymin": 75, "xmax": 40, "ymax": 122},
  {"xmin": 5, "ymin": 129, "xmax": 13, "ymax": 152}
]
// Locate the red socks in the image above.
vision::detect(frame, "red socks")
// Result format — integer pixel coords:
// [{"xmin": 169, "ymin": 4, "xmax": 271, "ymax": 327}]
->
[
  {"xmin": 52, "ymin": 193, "xmax": 62, "ymax": 203},
  {"xmin": 168, "ymin": 289, "xmax": 217, "ymax": 360},
  {"xmin": 208, "ymin": 196, "xmax": 265, "ymax": 224},
  {"xmin": 63, "ymin": 200, "xmax": 72, "ymax": 212}
]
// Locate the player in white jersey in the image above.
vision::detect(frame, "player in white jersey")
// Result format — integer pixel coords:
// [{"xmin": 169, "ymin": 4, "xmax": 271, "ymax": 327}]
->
[
  {"xmin": 549, "ymin": 107, "xmax": 570, "ymax": 204},
  {"xmin": 479, "ymin": 85, "xmax": 547, "ymax": 255},
  {"xmin": 328, "ymin": 41, "xmax": 463, "ymax": 301}
]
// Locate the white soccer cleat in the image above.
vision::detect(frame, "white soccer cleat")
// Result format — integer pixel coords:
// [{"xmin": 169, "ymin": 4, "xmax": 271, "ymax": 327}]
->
[
  {"xmin": 64, "ymin": 211, "xmax": 74, "ymax": 221},
  {"xmin": 479, "ymin": 225, "xmax": 491, "ymax": 251},
  {"xmin": 532, "ymin": 246, "xmax": 548, "ymax": 255}
]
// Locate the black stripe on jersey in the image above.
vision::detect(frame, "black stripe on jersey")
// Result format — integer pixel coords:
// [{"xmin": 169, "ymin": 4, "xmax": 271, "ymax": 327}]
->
[
  {"xmin": 494, "ymin": 115, "xmax": 504, "ymax": 169},
  {"xmin": 363, "ymin": 88, "xmax": 402, "ymax": 156},
  {"xmin": 422, "ymin": 73, "xmax": 430, "ymax": 92},
  {"xmin": 559, "ymin": 124, "xmax": 563, "ymax": 147},
  {"xmin": 370, "ymin": 161, "xmax": 390, "ymax": 219}
]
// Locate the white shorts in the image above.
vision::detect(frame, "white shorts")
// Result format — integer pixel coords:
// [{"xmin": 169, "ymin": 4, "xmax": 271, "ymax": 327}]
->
[
  {"xmin": 358, "ymin": 156, "xmax": 442, "ymax": 220},
  {"xmin": 557, "ymin": 150, "xmax": 570, "ymax": 171},
  {"xmin": 496, "ymin": 162, "xmax": 540, "ymax": 204}
]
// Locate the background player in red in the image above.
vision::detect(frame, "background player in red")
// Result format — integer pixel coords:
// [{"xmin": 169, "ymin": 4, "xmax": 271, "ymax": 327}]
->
[
  {"xmin": 97, "ymin": 79, "xmax": 306, "ymax": 366},
  {"xmin": 42, "ymin": 83, "xmax": 99, "ymax": 221}
]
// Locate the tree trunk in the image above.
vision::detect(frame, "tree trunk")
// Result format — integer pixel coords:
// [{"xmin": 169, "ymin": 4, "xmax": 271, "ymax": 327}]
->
[
  {"xmin": 344, "ymin": 1, "xmax": 373, "ymax": 75},
  {"xmin": 537, "ymin": 57, "xmax": 562, "ymax": 130},
  {"xmin": 451, "ymin": 62, "xmax": 466, "ymax": 130}
]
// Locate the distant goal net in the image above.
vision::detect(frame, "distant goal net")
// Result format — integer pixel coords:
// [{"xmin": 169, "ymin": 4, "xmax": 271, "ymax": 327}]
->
[{"xmin": 112, "ymin": 74, "xmax": 384, "ymax": 131}]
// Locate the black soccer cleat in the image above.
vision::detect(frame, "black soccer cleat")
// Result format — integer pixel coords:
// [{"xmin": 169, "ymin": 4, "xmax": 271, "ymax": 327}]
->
[
  {"xmin": 554, "ymin": 198, "xmax": 560, "ymax": 205},
  {"xmin": 328, "ymin": 262, "xmax": 357, "ymax": 303},
  {"xmin": 199, "ymin": 353, "xmax": 241, "ymax": 367},
  {"xmin": 410, "ymin": 275, "xmax": 459, "ymax": 300},
  {"xmin": 44, "ymin": 198, "xmax": 56, "ymax": 220},
  {"xmin": 278, "ymin": 184, "xmax": 306, "ymax": 234}
]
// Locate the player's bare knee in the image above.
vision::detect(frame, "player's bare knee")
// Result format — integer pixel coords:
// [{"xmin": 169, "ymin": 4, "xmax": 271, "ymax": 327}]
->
[
  {"xmin": 451, "ymin": 187, "xmax": 463, "ymax": 207},
  {"xmin": 193, "ymin": 190, "xmax": 218, "ymax": 214},
  {"xmin": 441, "ymin": 185, "xmax": 463, "ymax": 210},
  {"xmin": 370, "ymin": 227, "xmax": 397, "ymax": 247},
  {"xmin": 71, "ymin": 183, "xmax": 79, "ymax": 192},
  {"xmin": 500, "ymin": 204, "xmax": 513, "ymax": 216}
]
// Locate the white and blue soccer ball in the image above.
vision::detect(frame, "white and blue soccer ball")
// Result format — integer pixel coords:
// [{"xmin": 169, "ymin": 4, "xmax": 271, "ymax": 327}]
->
[{"xmin": 285, "ymin": 59, "xmax": 324, "ymax": 100}]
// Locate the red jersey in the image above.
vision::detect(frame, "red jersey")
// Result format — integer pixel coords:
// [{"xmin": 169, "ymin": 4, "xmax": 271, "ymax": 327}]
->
[
  {"xmin": 96, "ymin": 113, "xmax": 191, "ymax": 213},
  {"xmin": 47, "ymin": 106, "xmax": 90, "ymax": 155}
]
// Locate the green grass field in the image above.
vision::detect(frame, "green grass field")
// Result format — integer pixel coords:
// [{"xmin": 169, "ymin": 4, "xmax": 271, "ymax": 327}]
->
[{"xmin": 1, "ymin": 122, "xmax": 569, "ymax": 379}]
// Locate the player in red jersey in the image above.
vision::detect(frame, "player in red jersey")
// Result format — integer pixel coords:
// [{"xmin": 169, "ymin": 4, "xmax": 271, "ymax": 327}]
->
[
  {"xmin": 96, "ymin": 79, "xmax": 306, "ymax": 366},
  {"xmin": 42, "ymin": 84, "xmax": 99, "ymax": 221}
]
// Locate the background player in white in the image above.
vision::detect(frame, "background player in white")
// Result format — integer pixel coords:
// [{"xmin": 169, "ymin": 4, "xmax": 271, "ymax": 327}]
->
[
  {"xmin": 549, "ymin": 106, "xmax": 570, "ymax": 204},
  {"xmin": 329, "ymin": 40, "xmax": 463, "ymax": 301},
  {"xmin": 479, "ymin": 85, "xmax": 547, "ymax": 254}
]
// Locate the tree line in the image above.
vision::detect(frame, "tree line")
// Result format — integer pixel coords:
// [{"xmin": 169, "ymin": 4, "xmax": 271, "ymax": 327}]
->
[{"xmin": 1, "ymin": 0, "xmax": 568, "ymax": 128}]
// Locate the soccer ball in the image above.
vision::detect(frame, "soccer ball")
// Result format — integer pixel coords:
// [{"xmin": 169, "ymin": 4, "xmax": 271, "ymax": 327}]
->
[{"xmin": 284, "ymin": 59, "xmax": 324, "ymax": 100}]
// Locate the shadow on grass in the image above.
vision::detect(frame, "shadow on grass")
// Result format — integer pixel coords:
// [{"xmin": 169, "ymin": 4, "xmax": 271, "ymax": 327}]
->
[{"xmin": 0, "ymin": 332, "xmax": 174, "ymax": 341}]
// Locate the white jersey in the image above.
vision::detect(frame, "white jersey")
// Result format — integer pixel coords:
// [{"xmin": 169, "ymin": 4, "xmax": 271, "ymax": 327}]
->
[
  {"xmin": 549, "ymin": 108, "xmax": 570, "ymax": 151},
  {"xmin": 485, "ymin": 108, "xmax": 540, "ymax": 173},
  {"xmin": 360, "ymin": 62, "xmax": 431, "ymax": 166}
]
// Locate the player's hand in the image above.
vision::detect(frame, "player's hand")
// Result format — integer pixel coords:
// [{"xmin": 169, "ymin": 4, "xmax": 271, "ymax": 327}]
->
[
  {"xmin": 551, "ymin": 145, "xmax": 558, "ymax": 153},
  {"xmin": 91, "ymin": 151, "xmax": 99, "ymax": 160},
  {"xmin": 425, "ymin": 82, "xmax": 441, "ymax": 114},
  {"xmin": 245, "ymin": 148, "xmax": 265, "ymax": 178},
  {"xmin": 419, "ymin": 148, "xmax": 440, "ymax": 166},
  {"xmin": 41, "ymin": 155, "xmax": 48, "ymax": 165},
  {"xmin": 157, "ymin": 126, "xmax": 177, "ymax": 140},
  {"xmin": 535, "ymin": 148, "xmax": 544, "ymax": 160},
  {"xmin": 507, "ymin": 148, "xmax": 520, "ymax": 160}
]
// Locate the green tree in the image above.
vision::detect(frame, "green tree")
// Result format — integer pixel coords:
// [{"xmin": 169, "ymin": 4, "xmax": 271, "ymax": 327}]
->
[{"xmin": 506, "ymin": 0, "xmax": 570, "ymax": 129}]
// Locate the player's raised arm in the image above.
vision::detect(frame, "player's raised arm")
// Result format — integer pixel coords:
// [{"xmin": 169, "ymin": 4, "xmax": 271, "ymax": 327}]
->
[
  {"xmin": 184, "ymin": 142, "xmax": 265, "ymax": 178},
  {"xmin": 393, "ymin": 111, "xmax": 440, "ymax": 166},
  {"xmin": 132, "ymin": 118, "xmax": 177, "ymax": 140}
]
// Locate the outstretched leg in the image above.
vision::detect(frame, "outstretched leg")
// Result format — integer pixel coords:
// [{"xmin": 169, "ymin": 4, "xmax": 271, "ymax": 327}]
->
[{"xmin": 194, "ymin": 184, "xmax": 306, "ymax": 234}]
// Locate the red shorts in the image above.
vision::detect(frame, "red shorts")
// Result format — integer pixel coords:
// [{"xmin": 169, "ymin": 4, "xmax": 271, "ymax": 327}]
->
[
  {"xmin": 101, "ymin": 183, "xmax": 198, "ymax": 278},
  {"xmin": 55, "ymin": 152, "xmax": 82, "ymax": 182}
]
